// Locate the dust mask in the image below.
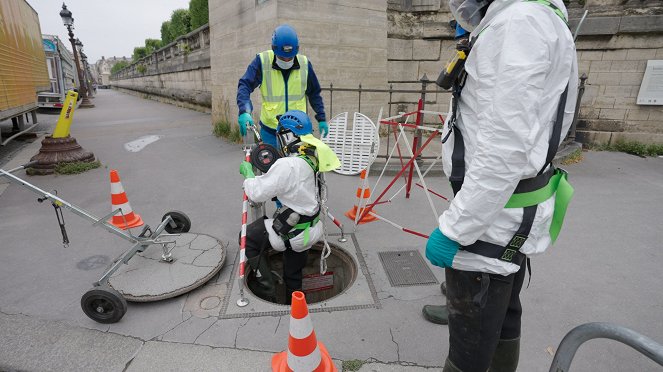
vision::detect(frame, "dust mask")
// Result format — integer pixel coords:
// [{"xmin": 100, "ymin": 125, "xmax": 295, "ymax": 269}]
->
[{"xmin": 276, "ymin": 57, "xmax": 294, "ymax": 70}]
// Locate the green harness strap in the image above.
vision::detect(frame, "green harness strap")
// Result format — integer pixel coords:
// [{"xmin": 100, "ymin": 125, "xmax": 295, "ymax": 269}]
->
[
  {"xmin": 505, "ymin": 168, "xmax": 574, "ymax": 242},
  {"xmin": 523, "ymin": 0, "xmax": 568, "ymax": 24},
  {"xmin": 283, "ymin": 215, "xmax": 320, "ymax": 246}
]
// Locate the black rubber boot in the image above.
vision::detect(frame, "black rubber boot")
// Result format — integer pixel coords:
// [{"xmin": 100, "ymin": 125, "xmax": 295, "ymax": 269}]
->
[
  {"xmin": 488, "ymin": 337, "xmax": 520, "ymax": 372},
  {"xmin": 443, "ymin": 358, "xmax": 463, "ymax": 372},
  {"xmin": 247, "ymin": 255, "xmax": 276, "ymax": 302},
  {"xmin": 422, "ymin": 304, "xmax": 449, "ymax": 325},
  {"xmin": 285, "ymin": 287, "xmax": 301, "ymax": 305}
]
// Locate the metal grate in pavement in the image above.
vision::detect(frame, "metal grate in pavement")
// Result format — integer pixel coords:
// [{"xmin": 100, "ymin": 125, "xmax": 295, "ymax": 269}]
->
[{"xmin": 378, "ymin": 250, "xmax": 438, "ymax": 287}]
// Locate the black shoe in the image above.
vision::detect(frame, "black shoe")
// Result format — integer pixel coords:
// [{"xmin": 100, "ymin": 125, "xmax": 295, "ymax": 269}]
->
[{"xmin": 422, "ymin": 305, "xmax": 449, "ymax": 325}]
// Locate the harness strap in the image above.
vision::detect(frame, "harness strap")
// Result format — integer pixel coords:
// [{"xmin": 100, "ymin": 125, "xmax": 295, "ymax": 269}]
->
[
  {"xmin": 448, "ymin": 0, "xmax": 575, "ymax": 262},
  {"xmin": 282, "ymin": 214, "xmax": 320, "ymax": 246}
]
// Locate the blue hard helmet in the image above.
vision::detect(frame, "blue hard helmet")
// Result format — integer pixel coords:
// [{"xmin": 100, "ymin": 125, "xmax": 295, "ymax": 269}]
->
[
  {"xmin": 276, "ymin": 110, "xmax": 312, "ymax": 155},
  {"xmin": 272, "ymin": 24, "xmax": 299, "ymax": 59}
]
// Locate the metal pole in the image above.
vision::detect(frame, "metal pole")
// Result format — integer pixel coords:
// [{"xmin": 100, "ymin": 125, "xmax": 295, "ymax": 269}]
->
[
  {"xmin": 67, "ymin": 27, "xmax": 93, "ymax": 108},
  {"xmin": 358, "ymin": 83, "xmax": 362, "ymax": 113},
  {"xmin": 329, "ymin": 82, "xmax": 333, "ymax": 119},
  {"xmin": 406, "ymin": 98, "xmax": 423, "ymax": 199},
  {"xmin": 568, "ymin": 73, "xmax": 587, "ymax": 142},
  {"xmin": 549, "ymin": 322, "xmax": 663, "ymax": 372}
]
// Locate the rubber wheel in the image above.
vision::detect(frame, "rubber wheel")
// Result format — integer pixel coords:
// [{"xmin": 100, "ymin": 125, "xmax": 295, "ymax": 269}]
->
[
  {"xmin": 162, "ymin": 210, "xmax": 191, "ymax": 233},
  {"xmin": 81, "ymin": 286, "xmax": 128, "ymax": 324}
]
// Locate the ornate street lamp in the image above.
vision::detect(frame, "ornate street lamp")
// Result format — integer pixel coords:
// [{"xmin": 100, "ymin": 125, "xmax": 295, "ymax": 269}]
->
[
  {"xmin": 27, "ymin": 3, "xmax": 96, "ymax": 175},
  {"xmin": 59, "ymin": 3, "xmax": 93, "ymax": 108}
]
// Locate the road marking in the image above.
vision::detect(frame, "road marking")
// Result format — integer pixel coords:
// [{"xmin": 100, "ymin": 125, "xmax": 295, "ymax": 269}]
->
[{"xmin": 124, "ymin": 135, "xmax": 161, "ymax": 152}]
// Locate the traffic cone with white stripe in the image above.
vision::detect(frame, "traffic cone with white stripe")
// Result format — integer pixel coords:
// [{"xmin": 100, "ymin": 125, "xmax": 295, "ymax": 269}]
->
[
  {"xmin": 108, "ymin": 170, "xmax": 143, "ymax": 230},
  {"xmin": 272, "ymin": 291, "xmax": 337, "ymax": 372},
  {"xmin": 344, "ymin": 169, "xmax": 378, "ymax": 224}
]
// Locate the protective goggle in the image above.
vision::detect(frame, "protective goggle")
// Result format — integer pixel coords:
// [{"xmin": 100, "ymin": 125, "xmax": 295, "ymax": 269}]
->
[{"xmin": 277, "ymin": 129, "xmax": 300, "ymax": 154}]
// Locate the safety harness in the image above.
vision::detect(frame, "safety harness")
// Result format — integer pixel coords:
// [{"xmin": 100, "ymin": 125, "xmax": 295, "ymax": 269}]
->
[
  {"xmin": 445, "ymin": 0, "xmax": 575, "ymax": 266},
  {"xmin": 278, "ymin": 153, "xmax": 321, "ymax": 249}
]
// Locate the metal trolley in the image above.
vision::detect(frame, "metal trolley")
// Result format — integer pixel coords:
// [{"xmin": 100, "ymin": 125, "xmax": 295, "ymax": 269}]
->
[{"xmin": 0, "ymin": 162, "xmax": 191, "ymax": 323}]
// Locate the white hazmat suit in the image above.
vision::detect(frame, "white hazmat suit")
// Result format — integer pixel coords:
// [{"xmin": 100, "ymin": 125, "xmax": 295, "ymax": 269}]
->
[{"xmin": 440, "ymin": 0, "xmax": 579, "ymax": 275}]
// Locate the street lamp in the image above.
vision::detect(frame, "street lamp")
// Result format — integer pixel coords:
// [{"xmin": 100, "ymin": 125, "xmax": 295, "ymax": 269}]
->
[
  {"xmin": 60, "ymin": 3, "xmax": 94, "ymax": 108},
  {"xmin": 80, "ymin": 51, "xmax": 95, "ymax": 97}
]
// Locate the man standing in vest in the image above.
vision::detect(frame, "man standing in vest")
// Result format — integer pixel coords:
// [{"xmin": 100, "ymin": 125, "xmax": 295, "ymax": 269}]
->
[
  {"xmin": 423, "ymin": 0, "xmax": 577, "ymax": 371},
  {"xmin": 237, "ymin": 24, "xmax": 328, "ymax": 146}
]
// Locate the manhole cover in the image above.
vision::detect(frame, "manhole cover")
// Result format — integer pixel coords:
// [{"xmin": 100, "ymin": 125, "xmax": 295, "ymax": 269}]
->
[{"xmin": 378, "ymin": 250, "xmax": 438, "ymax": 287}]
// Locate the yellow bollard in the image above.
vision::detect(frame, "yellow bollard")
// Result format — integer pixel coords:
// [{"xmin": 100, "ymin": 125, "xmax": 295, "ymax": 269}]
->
[{"xmin": 52, "ymin": 90, "xmax": 78, "ymax": 138}]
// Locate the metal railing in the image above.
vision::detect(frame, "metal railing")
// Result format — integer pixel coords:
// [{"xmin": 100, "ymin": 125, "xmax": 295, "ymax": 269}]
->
[
  {"xmin": 550, "ymin": 322, "xmax": 663, "ymax": 372},
  {"xmin": 111, "ymin": 24, "xmax": 210, "ymax": 81},
  {"xmin": 320, "ymin": 74, "xmax": 448, "ymax": 159}
]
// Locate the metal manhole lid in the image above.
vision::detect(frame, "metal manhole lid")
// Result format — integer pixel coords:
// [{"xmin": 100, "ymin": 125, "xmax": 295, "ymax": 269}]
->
[{"xmin": 378, "ymin": 250, "xmax": 438, "ymax": 287}]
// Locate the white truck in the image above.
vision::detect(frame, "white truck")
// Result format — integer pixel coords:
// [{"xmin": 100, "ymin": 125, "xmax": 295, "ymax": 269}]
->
[{"xmin": 38, "ymin": 35, "xmax": 78, "ymax": 109}]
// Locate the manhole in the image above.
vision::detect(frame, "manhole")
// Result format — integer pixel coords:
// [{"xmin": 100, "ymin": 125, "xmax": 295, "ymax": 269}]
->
[
  {"xmin": 378, "ymin": 250, "xmax": 438, "ymax": 286},
  {"xmin": 245, "ymin": 242, "xmax": 357, "ymax": 305}
]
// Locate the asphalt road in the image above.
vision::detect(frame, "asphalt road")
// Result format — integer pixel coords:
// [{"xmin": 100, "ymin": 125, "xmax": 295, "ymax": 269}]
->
[{"xmin": 1, "ymin": 89, "xmax": 662, "ymax": 371}]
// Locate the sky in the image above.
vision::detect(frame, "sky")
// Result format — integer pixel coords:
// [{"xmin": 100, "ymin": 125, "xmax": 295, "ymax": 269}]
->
[{"xmin": 29, "ymin": 0, "xmax": 191, "ymax": 64}]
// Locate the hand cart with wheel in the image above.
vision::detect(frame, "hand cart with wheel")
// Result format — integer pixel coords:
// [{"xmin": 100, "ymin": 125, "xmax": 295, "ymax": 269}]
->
[{"xmin": 0, "ymin": 162, "xmax": 192, "ymax": 323}]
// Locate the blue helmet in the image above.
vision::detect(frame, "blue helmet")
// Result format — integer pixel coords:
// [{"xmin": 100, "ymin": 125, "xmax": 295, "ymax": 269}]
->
[
  {"xmin": 276, "ymin": 110, "xmax": 312, "ymax": 155},
  {"xmin": 272, "ymin": 24, "xmax": 299, "ymax": 59}
]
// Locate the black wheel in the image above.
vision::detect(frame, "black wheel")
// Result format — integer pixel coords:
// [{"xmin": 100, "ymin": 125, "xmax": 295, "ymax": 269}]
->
[
  {"xmin": 162, "ymin": 210, "xmax": 191, "ymax": 233},
  {"xmin": 81, "ymin": 286, "xmax": 127, "ymax": 324}
]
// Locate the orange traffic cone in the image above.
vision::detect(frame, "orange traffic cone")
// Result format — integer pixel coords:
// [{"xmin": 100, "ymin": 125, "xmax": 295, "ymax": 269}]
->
[
  {"xmin": 345, "ymin": 169, "xmax": 378, "ymax": 224},
  {"xmin": 108, "ymin": 170, "xmax": 143, "ymax": 230},
  {"xmin": 272, "ymin": 291, "xmax": 337, "ymax": 372}
]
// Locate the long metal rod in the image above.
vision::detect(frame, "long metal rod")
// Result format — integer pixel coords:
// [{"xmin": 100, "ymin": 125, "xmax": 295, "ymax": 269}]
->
[
  {"xmin": 549, "ymin": 322, "xmax": 663, "ymax": 372},
  {"xmin": 0, "ymin": 169, "xmax": 137, "ymax": 243}
]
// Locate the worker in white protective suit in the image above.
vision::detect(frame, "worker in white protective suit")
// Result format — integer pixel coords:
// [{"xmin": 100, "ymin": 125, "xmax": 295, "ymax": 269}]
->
[
  {"xmin": 239, "ymin": 110, "xmax": 340, "ymax": 305},
  {"xmin": 422, "ymin": 0, "xmax": 578, "ymax": 370}
]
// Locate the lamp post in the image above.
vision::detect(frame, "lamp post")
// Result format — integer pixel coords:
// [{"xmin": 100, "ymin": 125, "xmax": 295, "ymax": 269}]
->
[
  {"xmin": 80, "ymin": 51, "xmax": 94, "ymax": 98},
  {"xmin": 59, "ymin": 3, "xmax": 94, "ymax": 108}
]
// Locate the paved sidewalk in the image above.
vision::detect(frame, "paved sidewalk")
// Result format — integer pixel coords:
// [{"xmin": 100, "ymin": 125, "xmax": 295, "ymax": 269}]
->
[{"xmin": 1, "ymin": 90, "xmax": 663, "ymax": 372}]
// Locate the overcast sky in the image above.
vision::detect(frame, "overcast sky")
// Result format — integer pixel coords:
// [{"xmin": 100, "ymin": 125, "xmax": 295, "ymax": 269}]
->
[{"xmin": 29, "ymin": 0, "xmax": 191, "ymax": 63}]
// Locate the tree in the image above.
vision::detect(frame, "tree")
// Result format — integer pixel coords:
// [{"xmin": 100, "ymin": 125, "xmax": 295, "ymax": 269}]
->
[
  {"xmin": 161, "ymin": 21, "xmax": 174, "ymax": 45},
  {"xmin": 111, "ymin": 61, "xmax": 129, "ymax": 75},
  {"xmin": 169, "ymin": 9, "xmax": 192, "ymax": 39},
  {"xmin": 132, "ymin": 46, "xmax": 148, "ymax": 61},
  {"xmin": 189, "ymin": 0, "xmax": 208, "ymax": 29},
  {"xmin": 145, "ymin": 38, "xmax": 162, "ymax": 54}
]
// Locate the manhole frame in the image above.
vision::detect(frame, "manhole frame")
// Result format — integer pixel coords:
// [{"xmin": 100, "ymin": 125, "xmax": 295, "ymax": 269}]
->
[{"xmin": 220, "ymin": 233, "xmax": 380, "ymax": 319}]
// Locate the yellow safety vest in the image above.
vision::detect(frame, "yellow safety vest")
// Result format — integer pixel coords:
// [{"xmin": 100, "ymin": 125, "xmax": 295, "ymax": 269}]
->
[{"xmin": 259, "ymin": 50, "xmax": 308, "ymax": 129}]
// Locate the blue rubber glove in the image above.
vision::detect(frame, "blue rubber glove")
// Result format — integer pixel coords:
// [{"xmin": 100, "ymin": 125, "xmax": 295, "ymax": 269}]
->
[
  {"xmin": 238, "ymin": 112, "xmax": 253, "ymax": 136},
  {"xmin": 239, "ymin": 161, "xmax": 255, "ymax": 179},
  {"xmin": 425, "ymin": 228, "xmax": 460, "ymax": 268},
  {"xmin": 318, "ymin": 121, "xmax": 328, "ymax": 137}
]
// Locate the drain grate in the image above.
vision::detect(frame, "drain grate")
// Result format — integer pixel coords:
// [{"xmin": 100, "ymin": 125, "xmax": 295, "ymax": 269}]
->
[{"xmin": 379, "ymin": 250, "xmax": 438, "ymax": 287}]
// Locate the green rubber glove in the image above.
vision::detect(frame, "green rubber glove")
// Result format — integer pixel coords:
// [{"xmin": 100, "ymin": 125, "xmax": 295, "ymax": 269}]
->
[
  {"xmin": 318, "ymin": 121, "xmax": 328, "ymax": 137},
  {"xmin": 239, "ymin": 161, "xmax": 255, "ymax": 179},
  {"xmin": 238, "ymin": 112, "xmax": 253, "ymax": 136}
]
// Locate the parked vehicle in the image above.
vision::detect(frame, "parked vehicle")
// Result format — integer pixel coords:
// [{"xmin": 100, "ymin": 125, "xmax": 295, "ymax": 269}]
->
[
  {"xmin": 0, "ymin": 0, "xmax": 50, "ymax": 145},
  {"xmin": 38, "ymin": 35, "xmax": 78, "ymax": 109}
]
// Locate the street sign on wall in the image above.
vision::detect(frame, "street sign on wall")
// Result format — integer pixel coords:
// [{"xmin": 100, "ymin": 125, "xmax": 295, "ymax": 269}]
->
[{"xmin": 637, "ymin": 60, "xmax": 663, "ymax": 105}]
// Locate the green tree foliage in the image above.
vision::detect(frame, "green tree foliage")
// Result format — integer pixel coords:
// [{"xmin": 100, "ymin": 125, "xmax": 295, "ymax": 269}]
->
[
  {"xmin": 170, "ymin": 9, "xmax": 192, "ymax": 39},
  {"xmin": 132, "ymin": 46, "xmax": 148, "ymax": 61},
  {"xmin": 110, "ymin": 61, "xmax": 129, "ymax": 75},
  {"xmin": 189, "ymin": 0, "xmax": 209, "ymax": 29},
  {"xmin": 144, "ymin": 38, "xmax": 162, "ymax": 54},
  {"xmin": 161, "ymin": 21, "xmax": 174, "ymax": 45}
]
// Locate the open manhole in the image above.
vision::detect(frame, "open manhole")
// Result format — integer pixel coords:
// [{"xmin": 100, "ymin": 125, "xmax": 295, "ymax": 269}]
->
[{"xmin": 245, "ymin": 242, "xmax": 357, "ymax": 305}]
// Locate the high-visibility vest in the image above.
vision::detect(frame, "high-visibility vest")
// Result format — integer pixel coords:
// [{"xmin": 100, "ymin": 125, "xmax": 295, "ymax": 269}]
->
[{"xmin": 259, "ymin": 50, "xmax": 308, "ymax": 129}]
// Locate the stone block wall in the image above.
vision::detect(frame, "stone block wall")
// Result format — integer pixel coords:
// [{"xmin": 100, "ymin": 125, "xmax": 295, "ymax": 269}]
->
[
  {"xmin": 111, "ymin": 25, "xmax": 212, "ymax": 111},
  {"xmin": 571, "ymin": 0, "xmax": 663, "ymax": 145},
  {"xmin": 386, "ymin": 0, "xmax": 663, "ymax": 144},
  {"xmin": 209, "ymin": 0, "xmax": 389, "ymax": 127}
]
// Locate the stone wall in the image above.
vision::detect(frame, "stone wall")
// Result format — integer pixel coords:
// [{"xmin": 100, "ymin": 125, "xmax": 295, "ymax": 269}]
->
[
  {"xmin": 111, "ymin": 25, "xmax": 212, "ymax": 111},
  {"xmin": 209, "ymin": 0, "xmax": 389, "ymax": 126},
  {"xmin": 386, "ymin": 0, "xmax": 663, "ymax": 144}
]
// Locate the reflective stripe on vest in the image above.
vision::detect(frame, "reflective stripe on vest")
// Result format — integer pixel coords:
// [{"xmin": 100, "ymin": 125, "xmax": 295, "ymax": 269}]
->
[{"xmin": 259, "ymin": 50, "xmax": 309, "ymax": 129}]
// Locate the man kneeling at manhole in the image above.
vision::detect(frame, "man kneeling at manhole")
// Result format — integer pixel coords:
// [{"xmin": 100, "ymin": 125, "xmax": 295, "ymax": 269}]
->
[{"xmin": 239, "ymin": 110, "xmax": 340, "ymax": 304}]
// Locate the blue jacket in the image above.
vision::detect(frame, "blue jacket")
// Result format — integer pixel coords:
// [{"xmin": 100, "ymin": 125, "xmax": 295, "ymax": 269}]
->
[{"xmin": 237, "ymin": 54, "xmax": 326, "ymax": 124}]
